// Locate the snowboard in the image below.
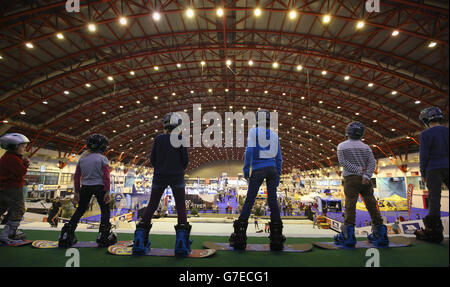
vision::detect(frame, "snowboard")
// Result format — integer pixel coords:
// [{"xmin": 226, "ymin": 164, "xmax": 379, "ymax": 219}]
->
[
  {"xmin": 313, "ymin": 237, "xmax": 411, "ymax": 250},
  {"xmin": 107, "ymin": 245, "xmax": 216, "ymax": 258},
  {"xmin": 203, "ymin": 241, "xmax": 313, "ymax": 252},
  {"xmin": 31, "ymin": 240, "xmax": 133, "ymax": 249},
  {"xmin": 409, "ymin": 237, "xmax": 449, "ymax": 246},
  {"xmin": 0, "ymin": 240, "xmax": 33, "ymax": 247}
]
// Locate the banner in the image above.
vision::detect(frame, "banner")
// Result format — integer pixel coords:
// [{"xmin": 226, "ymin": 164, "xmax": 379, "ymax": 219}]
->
[{"xmin": 407, "ymin": 184, "xmax": 414, "ymax": 218}]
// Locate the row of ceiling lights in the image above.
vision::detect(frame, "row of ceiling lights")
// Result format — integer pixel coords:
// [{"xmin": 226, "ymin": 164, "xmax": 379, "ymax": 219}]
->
[{"xmin": 0, "ymin": 6, "xmax": 440, "ymax": 60}]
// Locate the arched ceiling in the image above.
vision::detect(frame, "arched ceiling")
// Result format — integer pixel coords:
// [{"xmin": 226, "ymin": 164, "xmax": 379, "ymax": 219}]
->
[{"xmin": 0, "ymin": 0, "xmax": 448, "ymax": 173}]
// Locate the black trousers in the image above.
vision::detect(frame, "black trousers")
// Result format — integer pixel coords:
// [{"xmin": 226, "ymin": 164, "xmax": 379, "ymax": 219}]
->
[
  {"xmin": 69, "ymin": 185, "xmax": 110, "ymax": 226},
  {"xmin": 426, "ymin": 168, "xmax": 449, "ymax": 217}
]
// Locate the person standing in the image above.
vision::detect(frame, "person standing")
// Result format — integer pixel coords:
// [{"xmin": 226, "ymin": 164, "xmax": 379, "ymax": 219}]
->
[
  {"xmin": 334, "ymin": 122, "xmax": 388, "ymax": 248},
  {"xmin": 132, "ymin": 112, "xmax": 191, "ymax": 256},
  {"xmin": 414, "ymin": 107, "xmax": 449, "ymax": 243},
  {"xmin": 0, "ymin": 133, "xmax": 30, "ymax": 244},
  {"xmin": 229, "ymin": 109, "xmax": 285, "ymax": 251},
  {"xmin": 58, "ymin": 134, "xmax": 116, "ymax": 248}
]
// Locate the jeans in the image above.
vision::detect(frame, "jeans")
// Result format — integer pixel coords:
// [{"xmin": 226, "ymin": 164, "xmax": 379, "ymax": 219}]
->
[
  {"xmin": 239, "ymin": 166, "xmax": 281, "ymax": 222},
  {"xmin": 69, "ymin": 185, "xmax": 110, "ymax": 226},
  {"xmin": 142, "ymin": 175, "xmax": 187, "ymax": 224},
  {"xmin": 426, "ymin": 168, "xmax": 449, "ymax": 217}
]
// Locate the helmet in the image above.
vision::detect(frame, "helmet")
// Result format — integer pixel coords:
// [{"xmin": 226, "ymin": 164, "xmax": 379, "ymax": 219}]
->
[
  {"xmin": 419, "ymin": 107, "xmax": 444, "ymax": 126},
  {"xmin": 163, "ymin": 112, "xmax": 182, "ymax": 131},
  {"xmin": 86, "ymin": 134, "xmax": 109, "ymax": 153},
  {"xmin": 0, "ymin": 133, "xmax": 30, "ymax": 151},
  {"xmin": 256, "ymin": 109, "xmax": 271, "ymax": 127},
  {"xmin": 345, "ymin": 122, "xmax": 365, "ymax": 140}
]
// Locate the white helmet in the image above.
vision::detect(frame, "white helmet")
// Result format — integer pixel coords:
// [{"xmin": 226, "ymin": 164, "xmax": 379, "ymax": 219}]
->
[{"xmin": 0, "ymin": 133, "xmax": 30, "ymax": 151}]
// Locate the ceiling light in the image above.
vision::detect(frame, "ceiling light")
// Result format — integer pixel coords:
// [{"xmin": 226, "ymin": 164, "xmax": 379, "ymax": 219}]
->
[
  {"xmin": 186, "ymin": 8, "xmax": 194, "ymax": 18},
  {"xmin": 289, "ymin": 10, "xmax": 297, "ymax": 19},
  {"xmin": 254, "ymin": 8, "xmax": 262, "ymax": 16},
  {"xmin": 226, "ymin": 59, "xmax": 232, "ymax": 66},
  {"xmin": 152, "ymin": 11, "xmax": 161, "ymax": 21},
  {"xmin": 368, "ymin": 82, "xmax": 374, "ymax": 87},
  {"xmin": 200, "ymin": 61, "xmax": 206, "ymax": 66},
  {"xmin": 154, "ymin": 66, "xmax": 159, "ymax": 71},
  {"xmin": 356, "ymin": 20, "xmax": 365, "ymax": 29},
  {"xmin": 217, "ymin": 8, "xmax": 224, "ymax": 17},
  {"xmin": 85, "ymin": 83, "xmax": 91, "ymax": 88},
  {"xmin": 176, "ymin": 63, "xmax": 181, "ymax": 68},
  {"xmin": 344, "ymin": 75, "xmax": 350, "ymax": 80},
  {"xmin": 42, "ymin": 100, "xmax": 48, "ymax": 104},
  {"xmin": 20, "ymin": 111, "xmax": 26, "ymax": 115},
  {"xmin": 248, "ymin": 60, "xmax": 253, "ymax": 66},
  {"xmin": 107, "ymin": 76, "xmax": 113, "ymax": 81},
  {"xmin": 119, "ymin": 17, "xmax": 127, "ymax": 25},
  {"xmin": 130, "ymin": 71, "xmax": 135, "ymax": 75},
  {"xmin": 272, "ymin": 62, "xmax": 279, "ymax": 68},
  {"xmin": 56, "ymin": 33, "xmax": 64, "ymax": 39},
  {"xmin": 428, "ymin": 41, "xmax": 437, "ymax": 48},
  {"xmin": 391, "ymin": 90, "xmax": 397, "ymax": 95},
  {"xmin": 323, "ymin": 14, "xmax": 331, "ymax": 24},
  {"xmin": 391, "ymin": 30, "xmax": 399, "ymax": 37},
  {"xmin": 88, "ymin": 23, "xmax": 96, "ymax": 32},
  {"xmin": 25, "ymin": 42, "xmax": 34, "ymax": 49},
  {"xmin": 64, "ymin": 90, "xmax": 69, "ymax": 95},
  {"xmin": 414, "ymin": 100, "xmax": 421, "ymax": 104},
  {"xmin": 322, "ymin": 70, "xmax": 327, "ymax": 75}
]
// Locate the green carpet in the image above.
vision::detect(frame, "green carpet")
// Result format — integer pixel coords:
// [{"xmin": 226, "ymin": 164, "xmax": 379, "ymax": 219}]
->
[{"xmin": 0, "ymin": 229, "xmax": 448, "ymax": 267}]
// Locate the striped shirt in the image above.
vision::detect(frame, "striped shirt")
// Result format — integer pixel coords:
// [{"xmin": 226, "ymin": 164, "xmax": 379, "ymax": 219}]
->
[{"xmin": 337, "ymin": 139, "xmax": 376, "ymax": 180}]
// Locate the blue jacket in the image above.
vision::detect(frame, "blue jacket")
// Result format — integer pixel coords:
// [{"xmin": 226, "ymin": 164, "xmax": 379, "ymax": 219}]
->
[
  {"xmin": 243, "ymin": 127, "xmax": 282, "ymax": 178},
  {"xmin": 419, "ymin": 125, "xmax": 449, "ymax": 177}
]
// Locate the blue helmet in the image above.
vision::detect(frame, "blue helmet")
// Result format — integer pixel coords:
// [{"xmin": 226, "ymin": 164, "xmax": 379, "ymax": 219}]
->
[
  {"xmin": 345, "ymin": 122, "xmax": 365, "ymax": 140},
  {"xmin": 419, "ymin": 107, "xmax": 444, "ymax": 126},
  {"xmin": 86, "ymin": 134, "xmax": 109, "ymax": 153}
]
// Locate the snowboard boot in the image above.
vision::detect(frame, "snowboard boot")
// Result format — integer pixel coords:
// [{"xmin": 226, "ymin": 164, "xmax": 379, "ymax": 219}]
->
[
  {"xmin": 367, "ymin": 224, "xmax": 389, "ymax": 247},
  {"xmin": 132, "ymin": 221, "xmax": 152, "ymax": 255},
  {"xmin": 269, "ymin": 220, "xmax": 286, "ymax": 251},
  {"xmin": 96, "ymin": 222, "xmax": 117, "ymax": 248},
  {"xmin": 0, "ymin": 221, "xmax": 26, "ymax": 245},
  {"xmin": 334, "ymin": 224, "xmax": 357, "ymax": 248},
  {"xmin": 414, "ymin": 215, "xmax": 444, "ymax": 243},
  {"xmin": 174, "ymin": 223, "xmax": 193, "ymax": 256},
  {"xmin": 58, "ymin": 223, "xmax": 78, "ymax": 248},
  {"xmin": 229, "ymin": 219, "xmax": 248, "ymax": 250}
]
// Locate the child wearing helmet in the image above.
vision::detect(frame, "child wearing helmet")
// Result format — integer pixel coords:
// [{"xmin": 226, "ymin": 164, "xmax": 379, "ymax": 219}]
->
[
  {"xmin": 229, "ymin": 109, "xmax": 284, "ymax": 251},
  {"xmin": 132, "ymin": 112, "xmax": 190, "ymax": 256},
  {"xmin": 415, "ymin": 107, "xmax": 448, "ymax": 243},
  {"xmin": 58, "ymin": 134, "xmax": 117, "ymax": 248},
  {"xmin": 334, "ymin": 122, "xmax": 389, "ymax": 248},
  {"xmin": 0, "ymin": 133, "xmax": 30, "ymax": 244}
]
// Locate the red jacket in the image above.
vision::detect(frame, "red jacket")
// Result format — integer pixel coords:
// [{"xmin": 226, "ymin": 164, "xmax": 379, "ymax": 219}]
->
[{"xmin": 0, "ymin": 151, "xmax": 29, "ymax": 189}]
